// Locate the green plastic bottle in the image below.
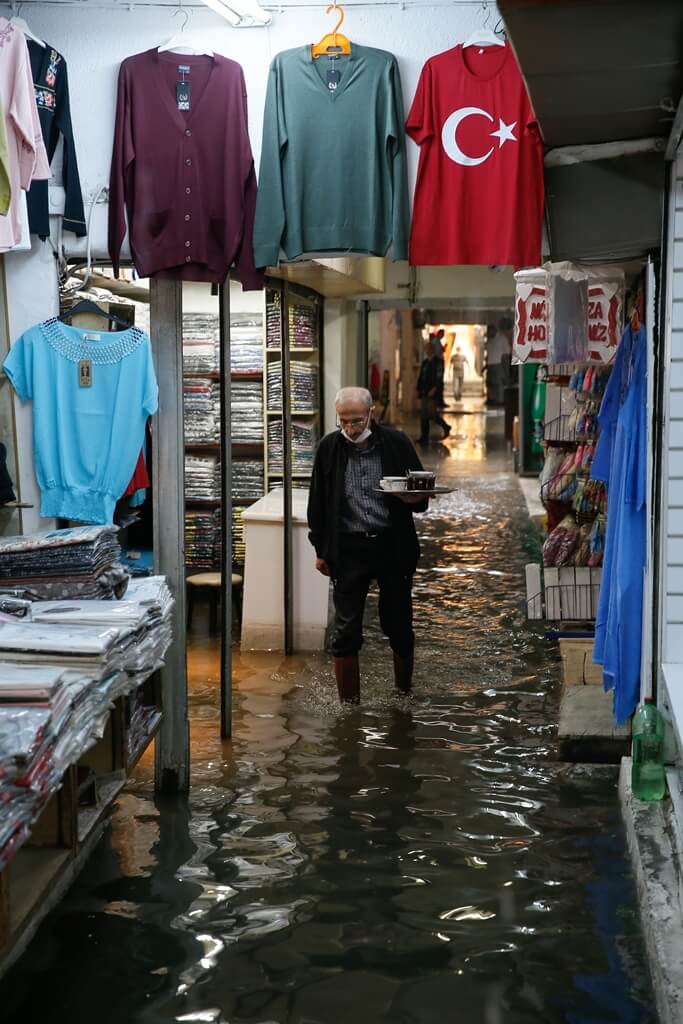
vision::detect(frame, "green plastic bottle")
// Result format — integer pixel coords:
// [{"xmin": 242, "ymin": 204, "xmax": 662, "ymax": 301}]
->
[{"xmin": 631, "ymin": 698, "xmax": 666, "ymax": 801}]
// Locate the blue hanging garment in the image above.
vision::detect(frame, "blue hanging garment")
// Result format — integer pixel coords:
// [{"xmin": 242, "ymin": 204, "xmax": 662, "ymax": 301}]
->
[{"xmin": 590, "ymin": 325, "xmax": 647, "ymax": 724}]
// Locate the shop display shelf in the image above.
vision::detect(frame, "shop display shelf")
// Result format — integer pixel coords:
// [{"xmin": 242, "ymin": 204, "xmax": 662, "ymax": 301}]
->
[
  {"xmin": 266, "ymin": 409, "xmax": 318, "ymax": 416},
  {"xmin": 185, "ymin": 498, "xmax": 222, "ymax": 507},
  {"xmin": 185, "ymin": 441, "xmax": 220, "ymax": 450},
  {"xmin": 127, "ymin": 711, "xmax": 163, "ymax": 772},
  {"xmin": 77, "ymin": 772, "xmax": 127, "ymax": 845},
  {"xmin": 184, "ymin": 371, "xmax": 220, "ymax": 380},
  {"xmin": 525, "ymin": 564, "xmax": 602, "ymax": 621},
  {"xmin": 231, "ymin": 371, "xmax": 263, "ymax": 380}
]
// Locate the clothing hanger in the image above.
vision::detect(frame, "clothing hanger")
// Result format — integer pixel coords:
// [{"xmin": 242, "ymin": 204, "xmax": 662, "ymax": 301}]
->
[
  {"xmin": 312, "ymin": 2, "xmax": 352, "ymax": 59},
  {"xmin": 463, "ymin": 3, "xmax": 505, "ymax": 48},
  {"xmin": 60, "ymin": 299, "xmax": 133, "ymax": 330},
  {"xmin": 158, "ymin": 5, "xmax": 216, "ymax": 55},
  {"xmin": 10, "ymin": 15, "xmax": 45, "ymax": 48}
]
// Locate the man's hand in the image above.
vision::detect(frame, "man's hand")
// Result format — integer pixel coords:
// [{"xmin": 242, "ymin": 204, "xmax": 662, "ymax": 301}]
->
[{"xmin": 316, "ymin": 558, "xmax": 331, "ymax": 576}]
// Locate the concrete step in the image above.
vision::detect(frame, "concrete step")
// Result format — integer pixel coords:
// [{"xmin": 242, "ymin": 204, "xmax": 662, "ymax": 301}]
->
[{"xmin": 557, "ymin": 684, "xmax": 631, "ymax": 763}]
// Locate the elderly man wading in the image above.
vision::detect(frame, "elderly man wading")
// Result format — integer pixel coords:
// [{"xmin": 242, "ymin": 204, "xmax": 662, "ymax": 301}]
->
[{"xmin": 307, "ymin": 387, "xmax": 430, "ymax": 703}]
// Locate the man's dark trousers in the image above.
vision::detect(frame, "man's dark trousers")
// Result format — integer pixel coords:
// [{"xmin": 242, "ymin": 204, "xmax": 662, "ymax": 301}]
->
[{"xmin": 330, "ymin": 533, "xmax": 414, "ymax": 657}]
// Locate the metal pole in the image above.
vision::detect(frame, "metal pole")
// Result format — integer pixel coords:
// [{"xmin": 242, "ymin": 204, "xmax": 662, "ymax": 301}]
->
[
  {"xmin": 357, "ymin": 299, "xmax": 369, "ymax": 387},
  {"xmin": 219, "ymin": 278, "xmax": 233, "ymax": 737},
  {"xmin": 282, "ymin": 283, "xmax": 294, "ymax": 654},
  {"xmin": 150, "ymin": 278, "xmax": 189, "ymax": 794}
]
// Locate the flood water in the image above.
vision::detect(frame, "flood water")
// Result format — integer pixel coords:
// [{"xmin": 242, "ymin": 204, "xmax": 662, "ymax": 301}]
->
[{"xmin": 2, "ymin": 408, "xmax": 656, "ymax": 1023}]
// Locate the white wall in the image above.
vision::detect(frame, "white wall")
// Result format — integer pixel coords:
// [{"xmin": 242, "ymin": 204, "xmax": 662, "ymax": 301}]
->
[{"xmin": 1, "ymin": 1, "xmax": 493, "ymax": 261}]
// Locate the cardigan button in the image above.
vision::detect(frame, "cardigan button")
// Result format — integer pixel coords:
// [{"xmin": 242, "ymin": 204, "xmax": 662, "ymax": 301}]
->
[
  {"xmin": 185, "ymin": 187, "xmax": 191, "ymax": 195},
  {"xmin": 185, "ymin": 129, "xmax": 192, "ymax": 137},
  {"xmin": 185, "ymin": 256, "xmax": 192, "ymax": 263}
]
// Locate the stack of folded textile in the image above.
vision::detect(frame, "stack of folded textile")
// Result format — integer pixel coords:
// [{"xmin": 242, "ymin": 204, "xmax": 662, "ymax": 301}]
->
[
  {"xmin": 267, "ymin": 361, "xmax": 318, "ymax": 413},
  {"xmin": 0, "ymin": 575, "xmax": 174, "ymax": 870},
  {"xmin": 232, "ymin": 506, "xmax": 246, "ymax": 567},
  {"xmin": 266, "ymin": 290, "xmax": 282, "ymax": 349},
  {"xmin": 185, "ymin": 509, "xmax": 220, "ymax": 570},
  {"xmin": 183, "ymin": 313, "xmax": 219, "ymax": 372},
  {"xmin": 185, "ymin": 455, "xmax": 220, "ymax": 502},
  {"xmin": 288, "ymin": 301, "xmax": 317, "ymax": 349},
  {"xmin": 184, "ymin": 377, "xmax": 220, "ymax": 443},
  {"xmin": 231, "ymin": 381, "xmax": 264, "ymax": 443},
  {"xmin": 230, "ymin": 314, "xmax": 264, "ymax": 373},
  {"xmin": 0, "ymin": 526, "xmax": 129, "ymax": 602},
  {"xmin": 232, "ymin": 459, "xmax": 264, "ymax": 500},
  {"xmin": 268, "ymin": 419, "xmax": 318, "ymax": 476}
]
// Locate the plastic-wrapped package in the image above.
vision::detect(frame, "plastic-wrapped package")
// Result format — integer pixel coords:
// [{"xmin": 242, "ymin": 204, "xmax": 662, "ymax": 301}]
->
[{"xmin": 514, "ymin": 262, "xmax": 623, "ymax": 365}]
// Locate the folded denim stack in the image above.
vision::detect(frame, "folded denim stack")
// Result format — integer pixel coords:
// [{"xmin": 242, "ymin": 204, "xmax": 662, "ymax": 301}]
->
[
  {"xmin": 231, "ymin": 381, "xmax": 264, "ymax": 443},
  {"xmin": 230, "ymin": 314, "xmax": 264, "ymax": 373},
  {"xmin": 0, "ymin": 526, "xmax": 129, "ymax": 602}
]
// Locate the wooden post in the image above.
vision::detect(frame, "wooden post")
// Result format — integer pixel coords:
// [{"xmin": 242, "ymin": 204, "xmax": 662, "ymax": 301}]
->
[
  {"xmin": 150, "ymin": 279, "xmax": 189, "ymax": 794},
  {"xmin": 219, "ymin": 279, "xmax": 233, "ymax": 738}
]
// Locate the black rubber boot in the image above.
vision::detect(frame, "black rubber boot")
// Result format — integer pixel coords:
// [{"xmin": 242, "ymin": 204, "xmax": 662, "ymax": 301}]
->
[
  {"xmin": 334, "ymin": 655, "xmax": 360, "ymax": 703},
  {"xmin": 393, "ymin": 652, "xmax": 414, "ymax": 694}
]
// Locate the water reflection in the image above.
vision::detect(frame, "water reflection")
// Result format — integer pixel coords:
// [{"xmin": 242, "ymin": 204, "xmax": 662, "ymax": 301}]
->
[{"xmin": 0, "ymin": 411, "xmax": 655, "ymax": 1024}]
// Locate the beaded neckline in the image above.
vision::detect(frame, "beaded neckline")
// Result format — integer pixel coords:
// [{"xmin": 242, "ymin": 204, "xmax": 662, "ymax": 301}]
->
[{"xmin": 40, "ymin": 317, "xmax": 148, "ymax": 365}]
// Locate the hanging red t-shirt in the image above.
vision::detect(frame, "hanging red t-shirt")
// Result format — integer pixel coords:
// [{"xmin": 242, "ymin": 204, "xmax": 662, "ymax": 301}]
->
[{"xmin": 407, "ymin": 44, "xmax": 544, "ymax": 268}]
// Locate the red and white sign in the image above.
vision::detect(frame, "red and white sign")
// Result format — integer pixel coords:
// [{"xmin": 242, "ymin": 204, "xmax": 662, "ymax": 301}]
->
[
  {"xmin": 514, "ymin": 280, "xmax": 548, "ymax": 363},
  {"xmin": 587, "ymin": 282, "xmax": 623, "ymax": 364}
]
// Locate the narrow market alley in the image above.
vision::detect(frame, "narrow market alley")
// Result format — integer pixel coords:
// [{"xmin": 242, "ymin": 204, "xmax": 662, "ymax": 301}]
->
[{"xmin": 1, "ymin": 409, "xmax": 656, "ymax": 1024}]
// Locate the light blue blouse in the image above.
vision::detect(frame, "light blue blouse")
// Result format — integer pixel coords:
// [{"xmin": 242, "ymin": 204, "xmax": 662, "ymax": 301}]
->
[{"xmin": 4, "ymin": 318, "xmax": 158, "ymax": 525}]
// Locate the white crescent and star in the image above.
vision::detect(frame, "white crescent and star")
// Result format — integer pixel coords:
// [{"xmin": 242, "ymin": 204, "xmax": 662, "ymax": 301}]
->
[{"xmin": 441, "ymin": 106, "xmax": 518, "ymax": 167}]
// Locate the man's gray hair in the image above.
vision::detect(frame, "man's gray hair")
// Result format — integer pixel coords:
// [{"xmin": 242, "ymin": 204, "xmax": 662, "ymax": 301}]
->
[{"xmin": 334, "ymin": 386, "xmax": 373, "ymax": 410}]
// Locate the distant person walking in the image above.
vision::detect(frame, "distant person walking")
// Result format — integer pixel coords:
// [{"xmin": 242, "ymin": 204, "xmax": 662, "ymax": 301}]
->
[
  {"xmin": 417, "ymin": 338, "xmax": 451, "ymax": 443},
  {"xmin": 449, "ymin": 345, "xmax": 469, "ymax": 402}
]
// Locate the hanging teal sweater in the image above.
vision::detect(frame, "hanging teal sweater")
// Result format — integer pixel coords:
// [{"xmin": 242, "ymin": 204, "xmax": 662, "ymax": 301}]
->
[{"xmin": 253, "ymin": 45, "xmax": 409, "ymax": 267}]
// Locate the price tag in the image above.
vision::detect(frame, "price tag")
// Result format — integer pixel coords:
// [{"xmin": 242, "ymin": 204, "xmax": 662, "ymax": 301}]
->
[{"xmin": 78, "ymin": 360, "xmax": 93, "ymax": 388}]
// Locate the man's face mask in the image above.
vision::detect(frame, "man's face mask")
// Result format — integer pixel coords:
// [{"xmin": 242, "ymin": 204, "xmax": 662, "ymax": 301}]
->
[{"xmin": 337, "ymin": 411, "xmax": 372, "ymax": 444}]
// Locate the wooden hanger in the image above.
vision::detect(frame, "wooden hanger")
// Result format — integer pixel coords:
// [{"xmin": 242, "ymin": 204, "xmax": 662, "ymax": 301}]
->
[{"xmin": 312, "ymin": 3, "xmax": 351, "ymax": 59}]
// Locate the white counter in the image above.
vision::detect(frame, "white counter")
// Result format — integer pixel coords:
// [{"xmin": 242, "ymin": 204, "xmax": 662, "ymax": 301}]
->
[{"xmin": 240, "ymin": 487, "xmax": 330, "ymax": 651}]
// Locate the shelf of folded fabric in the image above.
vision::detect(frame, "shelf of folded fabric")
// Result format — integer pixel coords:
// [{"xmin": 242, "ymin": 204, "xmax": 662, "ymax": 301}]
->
[
  {"xmin": 127, "ymin": 710, "xmax": 163, "ymax": 772},
  {"xmin": 184, "ymin": 371, "xmax": 221, "ymax": 381},
  {"xmin": 266, "ymin": 409, "xmax": 317, "ymax": 416},
  {"xmin": 0, "ymin": 569, "xmax": 172, "ymax": 977}
]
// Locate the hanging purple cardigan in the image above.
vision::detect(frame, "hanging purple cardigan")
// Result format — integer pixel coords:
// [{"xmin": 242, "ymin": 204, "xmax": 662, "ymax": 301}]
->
[{"xmin": 108, "ymin": 48, "xmax": 263, "ymax": 288}]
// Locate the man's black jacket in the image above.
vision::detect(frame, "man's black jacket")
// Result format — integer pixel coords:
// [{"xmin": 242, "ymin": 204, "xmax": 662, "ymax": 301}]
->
[{"xmin": 307, "ymin": 423, "xmax": 428, "ymax": 575}]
